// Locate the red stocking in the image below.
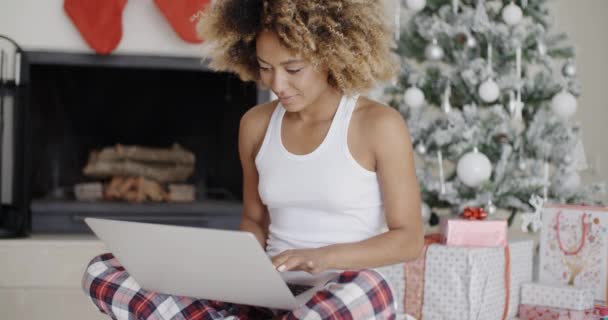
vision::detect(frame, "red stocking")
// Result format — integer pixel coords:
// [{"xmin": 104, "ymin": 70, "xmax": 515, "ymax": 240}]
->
[
  {"xmin": 153, "ymin": 0, "xmax": 211, "ymax": 43},
  {"xmin": 64, "ymin": 0, "xmax": 128, "ymax": 55}
]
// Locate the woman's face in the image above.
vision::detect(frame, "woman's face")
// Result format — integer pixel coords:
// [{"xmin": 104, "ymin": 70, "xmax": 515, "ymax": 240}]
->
[{"xmin": 255, "ymin": 30, "xmax": 332, "ymax": 112}]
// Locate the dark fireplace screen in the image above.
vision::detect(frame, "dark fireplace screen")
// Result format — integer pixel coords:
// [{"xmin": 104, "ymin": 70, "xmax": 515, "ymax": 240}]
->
[{"xmin": 26, "ymin": 53, "xmax": 259, "ymax": 233}]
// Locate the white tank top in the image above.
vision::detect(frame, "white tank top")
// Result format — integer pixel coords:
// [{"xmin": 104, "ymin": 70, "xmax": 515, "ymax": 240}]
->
[{"xmin": 255, "ymin": 94, "xmax": 387, "ymax": 258}]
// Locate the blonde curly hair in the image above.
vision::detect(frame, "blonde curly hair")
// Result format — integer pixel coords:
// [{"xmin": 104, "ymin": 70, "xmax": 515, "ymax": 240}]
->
[{"xmin": 197, "ymin": 0, "xmax": 399, "ymax": 94}]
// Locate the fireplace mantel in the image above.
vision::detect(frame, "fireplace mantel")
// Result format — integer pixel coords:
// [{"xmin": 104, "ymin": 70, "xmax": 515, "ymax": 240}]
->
[{"xmin": 26, "ymin": 51, "xmax": 211, "ymax": 72}]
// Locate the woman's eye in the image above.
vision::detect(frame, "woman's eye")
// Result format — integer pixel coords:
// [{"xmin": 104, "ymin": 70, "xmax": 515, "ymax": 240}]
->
[
  {"xmin": 259, "ymin": 66, "xmax": 271, "ymax": 72},
  {"xmin": 286, "ymin": 68, "xmax": 302, "ymax": 74}
]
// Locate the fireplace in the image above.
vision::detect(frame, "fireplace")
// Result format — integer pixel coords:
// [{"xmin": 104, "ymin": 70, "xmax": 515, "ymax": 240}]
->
[{"xmin": 24, "ymin": 51, "xmax": 264, "ymax": 233}]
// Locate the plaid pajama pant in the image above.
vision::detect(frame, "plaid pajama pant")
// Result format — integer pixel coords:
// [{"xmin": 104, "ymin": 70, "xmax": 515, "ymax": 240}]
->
[{"xmin": 83, "ymin": 253, "xmax": 397, "ymax": 320}]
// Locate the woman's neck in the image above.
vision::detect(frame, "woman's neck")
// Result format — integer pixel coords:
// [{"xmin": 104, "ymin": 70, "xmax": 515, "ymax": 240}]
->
[{"xmin": 289, "ymin": 88, "xmax": 343, "ymax": 123}]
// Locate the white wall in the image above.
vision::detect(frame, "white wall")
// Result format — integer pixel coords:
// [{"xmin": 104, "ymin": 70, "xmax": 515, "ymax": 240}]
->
[
  {"xmin": 553, "ymin": 0, "xmax": 608, "ymax": 203},
  {"xmin": 0, "ymin": 0, "xmax": 202, "ymax": 57}
]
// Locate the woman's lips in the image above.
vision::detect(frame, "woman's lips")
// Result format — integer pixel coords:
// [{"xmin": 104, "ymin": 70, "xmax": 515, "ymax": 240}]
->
[{"xmin": 279, "ymin": 95, "xmax": 296, "ymax": 104}]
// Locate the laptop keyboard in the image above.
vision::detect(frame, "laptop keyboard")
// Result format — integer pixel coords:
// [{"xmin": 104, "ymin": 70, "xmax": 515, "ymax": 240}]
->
[{"xmin": 287, "ymin": 284, "xmax": 314, "ymax": 296}]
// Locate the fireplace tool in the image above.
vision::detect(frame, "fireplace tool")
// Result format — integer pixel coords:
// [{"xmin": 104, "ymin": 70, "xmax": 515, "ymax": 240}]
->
[{"xmin": 0, "ymin": 35, "xmax": 24, "ymax": 238}]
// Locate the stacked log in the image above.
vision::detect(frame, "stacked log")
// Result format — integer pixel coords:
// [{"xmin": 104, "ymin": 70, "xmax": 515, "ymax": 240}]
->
[
  {"xmin": 83, "ymin": 143, "xmax": 195, "ymax": 183},
  {"xmin": 79, "ymin": 144, "xmax": 197, "ymax": 203}
]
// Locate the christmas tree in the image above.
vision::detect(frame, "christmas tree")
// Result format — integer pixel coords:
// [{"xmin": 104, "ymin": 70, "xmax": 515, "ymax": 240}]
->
[{"xmin": 385, "ymin": 0, "xmax": 605, "ymax": 228}]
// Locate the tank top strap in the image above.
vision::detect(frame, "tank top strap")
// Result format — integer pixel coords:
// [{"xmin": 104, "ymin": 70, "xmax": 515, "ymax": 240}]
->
[
  {"xmin": 342, "ymin": 94, "xmax": 360, "ymax": 120},
  {"xmin": 254, "ymin": 102, "xmax": 284, "ymax": 164},
  {"xmin": 337, "ymin": 94, "xmax": 360, "ymax": 142}
]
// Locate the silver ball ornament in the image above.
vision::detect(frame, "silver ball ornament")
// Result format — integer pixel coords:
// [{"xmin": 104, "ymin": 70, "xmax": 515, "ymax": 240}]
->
[
  {"xmin": 562, "ymin": 61, "xmax": 577, "ymax": 77},
  {"xmin": 421, "ymin": 202, "xmax": 431, "ymax": 221},
  {"xmin": 537, "ymin": 42, "xmax": 547, "ymax": 56},
  {"xmin": 478, "ymin": 78, "xmax": 500, "ymax": 103},
  {"xmin": 425, "ymin": 39, "xmax": 444, "ymax": 61},
  {"xmin": 405, "ymin": 0, "xmax": 426, "ymax": 12},
  {"xmin": 551, "ymin": 90, "xmax": 578, "ymax": 119},
  {"xmin": 502, "ymin": 2, "xmax": 523, "ymax": 25},
  {"xmin": 518, "ymin": 159, "xmax": 527, "ymax": 171},
  {"xmin": 404, "ymin": 86, "xmax": 425, "ymax": 109},
  {"xmin": 456, "ymin": 150, "xmax": 493, "ymax": 188},
  {"xmin": 416, "ymin": 144, "xmax": 427, "ymax": 154},
  {"xmin": 466, "ymin": 35, "xmax": 477, "ymax": 48},
  {"xmin": 486, "ymin": 200, "xmax": 497, "ymax": 215}
]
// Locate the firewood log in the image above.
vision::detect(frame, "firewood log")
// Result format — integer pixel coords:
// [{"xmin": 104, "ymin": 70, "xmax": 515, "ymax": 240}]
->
[
  {"xmin": 84, "ymin": 160, "xmax": 194, "ymax": 183},
  {"xmin": 96, "ymin": 143, "xmax": 195, "ymax": 164},
  {"xmin": 141, "ymin": 178, "xmax": 169, "ymax": 202},
  {"xmin": 104, "ymin": 176, "xmax": 125, "ymax": 199}
]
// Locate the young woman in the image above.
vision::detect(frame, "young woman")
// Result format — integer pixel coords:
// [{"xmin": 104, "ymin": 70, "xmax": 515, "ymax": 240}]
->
[{"xmin": 83, "ymin": 0, "xmax": 424, "ymax": 319}]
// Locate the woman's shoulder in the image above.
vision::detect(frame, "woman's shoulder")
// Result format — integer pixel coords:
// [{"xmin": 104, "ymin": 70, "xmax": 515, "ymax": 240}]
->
[
  {"xmin": 352, "ymin": 97, "xmax": 412, "ymax": 160},
  {"xmin": 239, "ymin": 100, "xmax": 280, "ymax": 154},
  {"xmin": 242, "ymin": 100, "xmax": 278, "ymax": 123},
  {"xmin": 240, "ymin": 100, "xmax": 279, "ymax": 134},
  {"xmin": 354, "ymin": 96, "xmax": 408, "ymax": 134}
]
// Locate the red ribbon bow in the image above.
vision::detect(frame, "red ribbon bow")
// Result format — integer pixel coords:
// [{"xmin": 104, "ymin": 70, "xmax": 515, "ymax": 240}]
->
[{"xmin": 461, "ymin": 207, "xmax": 488, "ymax": 220}]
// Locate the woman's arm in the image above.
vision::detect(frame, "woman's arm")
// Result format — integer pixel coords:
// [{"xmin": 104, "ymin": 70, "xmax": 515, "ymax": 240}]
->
[
  {"xmin": 238, "ymin": 105, "xmax": 272, "ymax": 248},
  {"xmin": 272, "ymin": 104, "xmax": 424, "ymax": 273},
  {"xmin": 325, "ymin": 106, "xmax": 424, "ymax": 268}
]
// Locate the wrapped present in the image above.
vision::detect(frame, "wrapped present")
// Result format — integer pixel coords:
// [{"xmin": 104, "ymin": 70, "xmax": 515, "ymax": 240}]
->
[
  {"xmin": 539, "ymin": 204, "xmax": 608, "ymax": 302},
  {"xmin": 439, "ymin": 209, "xmax": 507, "ymax": 247},
  {"xmin": 402, "ymin": 235, "xmax": 439, "ymax": 319},
  {"xmin": 404, "ymin": 239, "xmax": 533, "ymax": 320},
  {"xmin": 508, "ymin": 240, "xmax": 535, "ymax": 317},
  {"xmin": 521, "ymin": 282, "xmax": 595, "ymax": 311},
  {"xmin": 595, "ymin": 304, "xmax": 608, "ymax": 320},
  {"xmin": 518, "ymin": 304, "xmax": 598, "ymax": 320}
]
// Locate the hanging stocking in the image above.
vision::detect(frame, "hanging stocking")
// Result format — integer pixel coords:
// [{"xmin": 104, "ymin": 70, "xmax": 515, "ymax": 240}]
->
[
  {"xmin": 153, "ymin": 0, "xmax": 211, "ymax": 43},
  {"xmin": 64, "ymin": 0, "xmax": 127, "ymax": 55}
]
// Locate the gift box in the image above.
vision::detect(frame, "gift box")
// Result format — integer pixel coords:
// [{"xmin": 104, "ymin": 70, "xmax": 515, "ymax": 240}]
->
[
  {"xmin": 440, "ymin": 216, "xmax": 507, "ymax": 247},
  {"xmin": 403, "ymin": 243, "xmax": 430, "ymax": 319},
  {"xmin": 596, "ymin": 304, "xmax": 608, "ymax": 317},
  {"xmin": 539, "ymin": 204, "xmax": 608, "ymax": 302},
  {"xmin": 518, "ymin": 304, "xmax": 598, "ymax": 320},
  {"xmin": 413, "ymin": 240, "xmax": 533, "ymax": 320},
  {"xmin": 521, "ymin": 282, "xmax": 595, "ymax": 311}
]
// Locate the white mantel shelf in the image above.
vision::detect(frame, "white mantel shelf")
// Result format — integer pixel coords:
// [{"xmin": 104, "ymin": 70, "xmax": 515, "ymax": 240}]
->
[{"xmin": 1, "ymin": 233, "xmax": 103, "ymax": 245}]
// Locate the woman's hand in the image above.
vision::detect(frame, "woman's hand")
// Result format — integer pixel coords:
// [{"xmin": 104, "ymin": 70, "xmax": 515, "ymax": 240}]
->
[{"xmin": 271, "ymin": 247, "xmax": 333, "ymax": 274}]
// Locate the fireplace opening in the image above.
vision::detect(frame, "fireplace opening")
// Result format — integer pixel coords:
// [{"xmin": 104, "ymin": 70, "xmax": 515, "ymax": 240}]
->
[{"xmin": 26, "ymin": 52, "xmax": 261, "ymax": 233}]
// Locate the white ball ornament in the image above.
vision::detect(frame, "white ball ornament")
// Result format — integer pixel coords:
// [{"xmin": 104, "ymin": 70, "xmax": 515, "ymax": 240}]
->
[
  {"xmin": 502, "ymin": 2, "xmax": 523, "ymax": 25},
  {"xmin": 457, "ymin": 149, "xmax": 493, "ymax": 188},
  {"xmin": 405, "ymin": 0, "xmax": 426, "ymax": 12},
  {"xmin": 486, "ymin": 199, "xmax": 497, "ymax": 215},
  {"xmin": 466, "ymin": 35, "xmax": 477, "ymax": 48},
  {"xmin": 562, "ymin": 60, "xmax": 577, "ymax": 77},
  {"xmin": 537, "ymin": 42, "xmax": 547, "ymax": 57},
  {"xmin": 551, "ymin": 90, "xmax": 577, "ymax": 119},
  {"xmin": 415, "ymin": 143, "xmax": 427, "ymax": 154},
  {"xmin": 425, "ymin": 39, "xmax": 444, "ymax": 61},
  {"xmin": 421, "ymin": 202, "xmax": 431, "ymax": 221},
  {"xmin": 478, "ymin": 78, "xmax": 500, "ymax": 103},
  {"xmin": 404, "ymin": 86, "xmax": 425, "ymax": 109},
  {"xmin": 518, "ymin": 159, "xmax": 527, "ymax": 171}
]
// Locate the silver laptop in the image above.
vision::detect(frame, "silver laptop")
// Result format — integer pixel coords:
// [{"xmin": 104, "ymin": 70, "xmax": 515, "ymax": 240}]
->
[{"xmin": 84, "ymin": 217, "xmax": 335, "ymax": 310}]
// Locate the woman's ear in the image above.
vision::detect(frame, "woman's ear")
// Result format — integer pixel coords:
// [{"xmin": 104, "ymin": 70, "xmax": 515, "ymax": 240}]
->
[{"xmin": 327, "ymin": 72, "xmax": 337, "ymax": 89}]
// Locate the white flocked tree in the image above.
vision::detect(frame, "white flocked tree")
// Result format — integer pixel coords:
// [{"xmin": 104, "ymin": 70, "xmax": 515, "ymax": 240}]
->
[{"xmin": 383, "ymin": 0, "xmax": 605, "ymax": 227}]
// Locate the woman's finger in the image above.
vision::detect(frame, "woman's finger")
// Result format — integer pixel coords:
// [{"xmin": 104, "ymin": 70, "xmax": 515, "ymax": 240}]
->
[
  {"xmin": 279, "ymin": 256, "xmax": 306, "ymax": 272},
  {"xmin": 271, "ymin": 251, "xmax": 291, "ymax": 269}
]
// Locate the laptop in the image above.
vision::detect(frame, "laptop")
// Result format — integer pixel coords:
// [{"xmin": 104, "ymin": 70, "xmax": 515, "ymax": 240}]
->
[{"xmin": 84, "ymin": 217, "xmax": 336, "ymax": 310}]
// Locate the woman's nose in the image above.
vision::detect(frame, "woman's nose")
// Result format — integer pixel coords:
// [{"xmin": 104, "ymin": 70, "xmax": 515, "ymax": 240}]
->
[{"xmin": 270, "ymin": 71, "xmax": 288, "ymax": 95}]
